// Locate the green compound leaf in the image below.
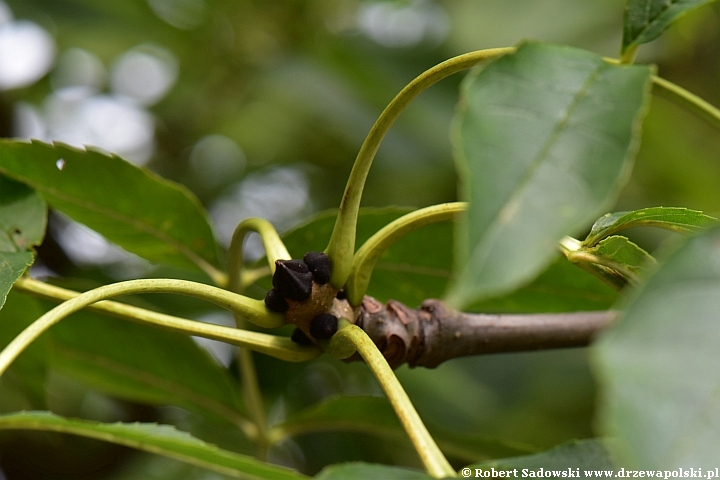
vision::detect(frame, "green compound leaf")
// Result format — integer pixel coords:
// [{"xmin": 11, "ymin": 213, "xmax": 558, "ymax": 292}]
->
[
  {"xmin": 583, "ymin": 207, "xmax": 716, "ymax": 247},
  {"xmin": 0, "ymin": 176, "xmax": 47, "ymax": 310},
  {"xmin": 449, "ymin": 42, "xmax": 653, "ymax": 309},
  {"xmin": 273, "ymin": 395, "xmax": 532, "ymax": 464},
  {"xmin": 0, "ymin": 411, "xmax": 307, "ymax": 480},
  {"xmin": 0, "ymin": 139, "xmax": 222, "ymax": 281},
  {"xmin": 569, "ymin": 235, "xmax": 655, "ymax": 288},
  {"xmin": 594, "ymin": 225, "xmax": 720, "ymax": 468},
  {"xmin": 48, "ymin": 307, "xmax": 249, "ymax": 430},
  {"xmin": 622, "ymin": 0, "xmax": 718, "ymax": 54},
  {"xmin": 469, "ymin": 439, "xmax": 615, "ymax": 470}
]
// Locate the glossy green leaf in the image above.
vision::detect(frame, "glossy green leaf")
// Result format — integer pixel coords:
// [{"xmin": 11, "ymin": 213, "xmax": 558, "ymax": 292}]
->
[
  {"xmin": 583, "ymin": 207, "xmax": 716, "ymax": 247},
  {"xmin": 0, "ymin": 139, "xmax": 221, "ymax": 279},
  {"xmin": 622, "ymin": 0, "xmax": 718, "ymax": 53},
  {"xmin": 314, "ymin": 462, "xmax": 431, "ymax": 480},
  {"xmin": 282, "ymin": 208, "xmax": 452, "ymax": 306},
  {"xmin": 47, "ymin": 308, "xmax": 249, "ymax": 429},
  {"xmin": 470, "ymin": 439, "xmax": 614, "ymax": 470},
  {"xmin": 274, "ymin": 395, "xmax": 532, "ymax": 463},
  {"xmin": 449, "ymin": 42, "xmax": 653, "ymax": 308},
  {"xmin": 0, "ymin": 411, "xmax": 306, "ymax": 480},
  {"xmin": 595, "ymin": 225, "xmax": 720, "ymax": 468}
]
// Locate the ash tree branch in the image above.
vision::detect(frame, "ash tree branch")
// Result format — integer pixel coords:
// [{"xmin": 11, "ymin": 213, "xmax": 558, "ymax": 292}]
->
[{"xmin": 350, "ymin": 296, "xmax": 617, "ymax": 369}]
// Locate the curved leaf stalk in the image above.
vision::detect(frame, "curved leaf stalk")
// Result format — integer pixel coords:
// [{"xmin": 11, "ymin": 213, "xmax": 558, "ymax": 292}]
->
[
  {"xmin": 324, "ymin": 47, "xmax": 516, "ymax": 289},
  {"xmin": 12, "ymin": 277, "xmax": 319, "ymax": 362},
  {"xmin": 346, "ymin": 202, "xmax": 467, "ymax": 306},
  {"xmin": 227, "ymin": 218, "xmax": 291, "ymax": 459},
  {"xmin": 227, "ymin": 217, "xmax": 291, "ymax": 293},
  {"xmin": 650, "ymin": 75, "xmax": 720, "ymax": 131},
  {"xmin": 327, "ymin": 323, "xmax": 456, "ymax": 478},
  {"xmin": 604, "ymin": 57, "xmax": 720, "ymax": 130}
]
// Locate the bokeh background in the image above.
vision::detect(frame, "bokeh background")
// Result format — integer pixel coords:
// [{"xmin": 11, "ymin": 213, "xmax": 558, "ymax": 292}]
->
[{"xmin": 0, "ymin": 0, "xmax": 718, "ymax": 478}]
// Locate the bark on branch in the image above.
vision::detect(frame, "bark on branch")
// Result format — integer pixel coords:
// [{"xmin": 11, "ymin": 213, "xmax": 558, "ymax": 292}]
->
[{"xmin": 350, "ymin": 296, "xmax": 616, "ymax": 369}]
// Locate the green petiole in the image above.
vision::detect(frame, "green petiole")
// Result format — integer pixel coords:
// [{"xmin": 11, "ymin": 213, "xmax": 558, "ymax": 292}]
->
[
  {"xmin": 1, "ymin": 278, "xmax": 318, "ymax": 381},
  {"xmin": 324, "ymin": 47, "xmax": 515, "ymax": 290},
  {"xmin": 326, "ymin": 323, "xmax": 456, "ymax": 478},
  {"xmin": 346, "ymin": 202, "xmax": 467, "ymax": 306}
]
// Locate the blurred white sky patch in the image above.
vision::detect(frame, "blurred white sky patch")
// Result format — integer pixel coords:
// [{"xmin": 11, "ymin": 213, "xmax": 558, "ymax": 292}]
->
[
  {"xmin": 111, "ymin": 45, "xmax": 178, "ymax": 106},
  {"xmin": 357, "ymin": 0, "xmax": 449, "ymax": 48},
  {"xmin": 11, "ymin": 42, "xmax": 179, "ymax": 166},
  {"xmin": 0, "ymin": 17, "xmax": 55, "ymax": 90},
  {"xmin": 51, "ymin": 48, "xmax": 107, "ymax": 92},
  {"xmin": 211, "ymin": 166, "xmax": 313, "ymax": 259}
]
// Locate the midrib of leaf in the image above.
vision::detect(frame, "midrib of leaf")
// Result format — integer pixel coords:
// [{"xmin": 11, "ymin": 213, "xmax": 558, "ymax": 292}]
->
[
  {"xmin": 52, "ymin": 344, "xmax": 251, "ymax": 431},
  {"xmin": 8, "ymin": 176, "xmax": 217, "ymax": 275},
  {"xmin": 469, "ymin": 64, "xmax": 603, "ymax": 266}
]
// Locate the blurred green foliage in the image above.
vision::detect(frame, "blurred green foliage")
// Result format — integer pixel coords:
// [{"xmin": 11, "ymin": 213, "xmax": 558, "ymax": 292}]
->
[{"xmin": 0, "ymin": 0, "xmax": 718, "ymax": 478}]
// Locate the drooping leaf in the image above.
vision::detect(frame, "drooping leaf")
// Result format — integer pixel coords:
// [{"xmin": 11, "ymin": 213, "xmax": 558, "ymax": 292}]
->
[
  {"xmin": 470, "ymin": 439, "xmax": 615, "ymax": 470},
  {"xmin": 583, "ymin": 207, "xmax": 716, "ymax": 247},
  {"xmin": 314, "ymin": 462, "xmax": 431, "ymax": 480},
  {"xmin": 622, "ymin": 0, "xmax": 718, "ymax": 54},
  {"xmin": 47, "ymin": 308, "xmax": 249, "ymax": 430},
  {"xmin": 594, "ymin": 225, "xmax": 720, "ymax": 468},
  {"xmin": 0, "ymin": 139, "xmax": 222, "ymax": 280},
  {"xmin": 273, "ymin": 395, "xmax": 533, "ymax": 464},
  {"xmin": 449, "ymin": 42, "xmax": 653, "ymax": 309},
  {"xmin": 0, "ymin": 411, "xmax": 306, "ymax": 480},
  {"xmin": 572, "ymin": 236, "xmax": 656, "ymax": 286}
]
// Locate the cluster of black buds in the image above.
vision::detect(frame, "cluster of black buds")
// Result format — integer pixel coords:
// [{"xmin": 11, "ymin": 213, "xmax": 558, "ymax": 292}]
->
[{"xmin": 264, "ymin": 252, "xmax": 338, "ymax": 343}]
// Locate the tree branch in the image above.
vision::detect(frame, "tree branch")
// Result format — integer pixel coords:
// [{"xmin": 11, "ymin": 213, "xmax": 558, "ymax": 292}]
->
[{"xmin": 350, "ymin": 296, "xmax": 616, "ymax": 369}]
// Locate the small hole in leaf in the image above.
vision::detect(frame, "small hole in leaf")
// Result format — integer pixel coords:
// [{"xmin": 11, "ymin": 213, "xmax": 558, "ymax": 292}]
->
[{"xmin": 56, "ymin": 159, "xmax": 66, "ymax": 170}]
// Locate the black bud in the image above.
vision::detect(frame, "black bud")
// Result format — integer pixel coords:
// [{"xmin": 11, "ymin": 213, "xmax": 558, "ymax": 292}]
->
[
  {"xmin": 291, "ymin": 328, "xmax": 313, "ymax": 345},
  {"xmin": 309, "ymin": 313, "xmax": 338, "ymax": 340},
  {"xmin": 303, "ymin": 252, "xmax": 332, "ymax": 285},
  {"xmin": 273, "ymin": 259, "xmax": 313, "ymax": 302},
  {"xmin": 264, "ymin": 288, "xmax": 289, "ymax": 313}
]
